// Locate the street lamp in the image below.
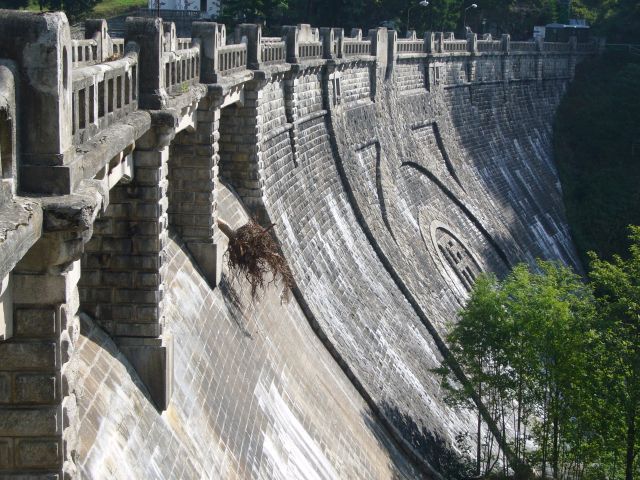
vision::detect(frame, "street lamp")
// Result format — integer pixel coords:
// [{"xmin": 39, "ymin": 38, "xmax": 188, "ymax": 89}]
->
[
  {"xmin": 406, "ymin": 0, "xmax": 429, "ymax": 35},
  {"xmin": 463, "ymin": 3, "xmax": 478, "ymax": 33}
]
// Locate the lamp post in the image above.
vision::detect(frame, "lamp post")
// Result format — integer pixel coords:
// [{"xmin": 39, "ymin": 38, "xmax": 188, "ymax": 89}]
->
[
  {"xmin": 406, "ymin": 0, "xmax": 429, "ymax": 35},
  {"xmin": 463, "ymin": 3, "xmax": 478, "ymax": 34}
]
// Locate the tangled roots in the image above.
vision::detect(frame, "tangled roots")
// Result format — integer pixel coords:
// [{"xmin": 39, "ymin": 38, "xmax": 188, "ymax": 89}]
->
[{"xmin": 222, "ymin": 218, "xmax": 294, "ymax": 299}]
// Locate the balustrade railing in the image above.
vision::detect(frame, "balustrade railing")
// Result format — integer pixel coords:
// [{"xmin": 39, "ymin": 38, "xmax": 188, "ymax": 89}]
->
[
  {"xmin": 443, "ymin": 40, "xmax": 467, "ymax": 52},
  {"xmin": 261, "ymin": 41, "xmax": 286, "ymax": 65},
  {"xmin": 298, "ymin": 41, "xmax": 323, "ymax": 60},
  {"xmin": 177, "ymin": 37, "xmax": 192, "ymax": 50},
  {"xmin": 576, "ymin": 42, "xmax": 596, "ymax": 52},
  {"xmin": 217, "ymin": 43, "xmax": 248, "ymax": 75},
  {"xmin": 342, "ymin": 39, "xmax": 371, "ymax": 57},
  {"xmin": 71, "ymin": 51, "xmax": 138, "ymax": 143},
  {"xmin": 163, "ymin": 46, "xmax": 200, "ymax": 93},
  {"xmin": 544, "ymin": 41, "xmax": 570, "ymax": 52},
  {"xmin": 72, "ymin": 39, "xmax": 98, "ymax": 67},
  {"xmin": 477, "ymin": 40, "xmax": 501, "ymax": 52},
  {"xmin": 112, "ymin": 38, "xmax": 125, "ymax": 56},
  {"xmin": 397, "ymin": 40, "xmax": 424, "ymax": 54},
  {"xmin": 510, "ymin": 41, "xmax": 538, "ymax": 52}
]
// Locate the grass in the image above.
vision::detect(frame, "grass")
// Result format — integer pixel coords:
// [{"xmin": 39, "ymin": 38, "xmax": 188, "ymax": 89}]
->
[
  {"xmin": 21, "ymin": 0, "xmax": 146, "ymax": 20},
  {"xmin": 90, "ymin": 0, "xmax": 146, "ymax": 19}
]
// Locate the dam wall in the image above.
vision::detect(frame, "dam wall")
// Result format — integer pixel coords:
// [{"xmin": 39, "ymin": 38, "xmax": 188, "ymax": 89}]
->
[{"xmin": 0, "ymin": 11, "xmax": 592, "ymax": 478}]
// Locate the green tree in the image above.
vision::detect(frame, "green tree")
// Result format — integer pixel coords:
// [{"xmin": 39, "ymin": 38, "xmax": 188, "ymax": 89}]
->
[{"xmin": 589, "ymin": 226, "xmax": 640, "ymax": 480}]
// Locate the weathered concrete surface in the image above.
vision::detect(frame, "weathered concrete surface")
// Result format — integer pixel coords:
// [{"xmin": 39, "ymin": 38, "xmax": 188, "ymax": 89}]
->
[{"xmin": 74, "ymin": 183, "xmax": 422, "ymax": 479}]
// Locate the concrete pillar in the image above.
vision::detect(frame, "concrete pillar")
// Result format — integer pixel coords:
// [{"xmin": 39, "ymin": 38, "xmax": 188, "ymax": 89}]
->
[
  {"xmin": 218, "ymin": 87, "xmax": 266, "ymax": 222},
  {"xmin": 85, "ymin": 18, "xmax": 109, "ymax": 62},
  {"xmin": 125, "ymin": 17, "xmax": 166, "ymax": 109},
  {"xmin": 79, "ymin": 115, "xmax": 177, "ymax": 410},
  {"xmin": 192, "ymin": 22, "xmax": 225, "ymax": 83},
  {"xmin": 502, "ymin": 34, "xmax": 511, "ymax": 83},
  {"xmin": 332, "ymin": 28, "xmax": 344, "ymax": 58},
  {"xmin": 320, "ymin": 28, "xmax": 336, "ymax": 60},
  {"xmin": 568, "ymin": 36, "xmax": 577, "ymax": 79},
  {"xmin": 424, "ymin": 31, "xmax": 435, "ymax": 54},
  {"xmin": 0, "ymin": 238, "xmax": 85, "ymax": 478},
  {"xmin": 435, "ymin": 32, "xmax": 445, "ymax": 53},
  {"xmin": 169, "ymin": 97, "xmax": 223, "ymax": 288},
  {"xmin": 235, "ymin": 24, "xmax": 262, "ymax": 69},
  {"xmin": 0, "ymin": 11, "xmax": 74, "ymax": 195},
  {"xmin": 536, "ymin": 37, "xmax": 544, "ymax": 81}
]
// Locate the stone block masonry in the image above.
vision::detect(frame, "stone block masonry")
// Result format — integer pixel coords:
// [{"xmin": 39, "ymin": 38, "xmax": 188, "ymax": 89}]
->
[{"xmin": 0, "ymin": 10, "xmax": 596, "ymax": 479}]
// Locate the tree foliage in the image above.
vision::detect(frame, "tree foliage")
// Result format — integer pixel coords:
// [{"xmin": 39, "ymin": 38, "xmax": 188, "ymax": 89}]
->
[{"xmin": 436, "ymin": 227, "xmax": 640, "ymax": 478}]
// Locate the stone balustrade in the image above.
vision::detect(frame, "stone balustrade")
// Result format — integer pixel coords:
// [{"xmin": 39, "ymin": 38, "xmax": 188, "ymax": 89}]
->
[
  {"xmin": 397, "ymin": 39, "xmax": 425, "ymax": 54},
  {"xmin": 261, "ymin": 40, "xmax": 287, "ymax": 65},
  {"xmin": 72, "ymin": 50, "xmax": 139, "ymax": 144},
  {"xmin": 217, "ymin": 43, "xmax": 248, "ymax": 75}
]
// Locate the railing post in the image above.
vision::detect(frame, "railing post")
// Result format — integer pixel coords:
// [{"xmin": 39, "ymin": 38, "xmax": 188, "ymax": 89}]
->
[
  {"xmin": 467, "ymin": 32, "xmax": 477, "ymax": 53},
  {"xmin": 163, "ymin": 21, "xmax": 177, "ymax": 52},
  {"xmin": 502, "ymin": 34, "xmax": 511, "ymax": 82},
  {"xmin": 235, "ymin": 24, "xmax": 261, "ymax": 69},
  {"xmin": 85, "ymin": 18, "xmax": 109, "ymax": 62},
  {"xmin": 536, "ymin": 36, "xmax": 544, "ymax": 81},
  {"xmin": 435, "ymin": 32, "xmax": 444, "ymax": 53},
  {"xmin": 0, "ymin": 11, "xmax": 74, "ymax": 195},
  {"xmin": 192, "ymin": 22, "xmax": 224, "ymax": 83},
  {"xmin": 320, "ymin": 27, "xmax": 336, "ymax": 60},
  {"xmin": 282, "ymin": 25, "xmax": 300, "ymax": 63},
  {"xmin": 425, "ymin": 31, "xmax": 435, "ymax": 54},
  {"xmin": 125, "ymin": 17, "xmax": 166, "ymax": 109},
  {"xmin": 568, "ymin": 36, "xmax": 577, "ymax": 79},
  {"xmin": 333, "ymin": 28, "xmax": 344, "ymax": 58}
]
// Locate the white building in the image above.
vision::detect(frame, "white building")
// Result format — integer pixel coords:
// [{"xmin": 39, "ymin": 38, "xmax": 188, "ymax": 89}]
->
[{"xmin": 147, "ymin": 0, "xmax": 221, "ymax": 18}]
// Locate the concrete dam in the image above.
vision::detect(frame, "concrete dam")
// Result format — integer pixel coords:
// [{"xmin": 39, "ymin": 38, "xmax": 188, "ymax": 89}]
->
[{"xmin": 0, "ymin": 11, "xmax": 594, "ymax": 478}]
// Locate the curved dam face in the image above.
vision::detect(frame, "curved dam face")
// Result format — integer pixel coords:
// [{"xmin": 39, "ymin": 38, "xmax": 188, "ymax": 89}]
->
[
  {"xmin": 71, "ymin": 50, "xmax": 581, "ymax": 477},
  {"xmin": 0, "ymin": 12, "xmax": 591, "ymax": 479},
  {"xmin": 75, "ymin": 184, "xmax": 421, "ymax": 479},
  {"xmin": 74, "ymin": 51, "xmax": 581, "ymax": 479}
]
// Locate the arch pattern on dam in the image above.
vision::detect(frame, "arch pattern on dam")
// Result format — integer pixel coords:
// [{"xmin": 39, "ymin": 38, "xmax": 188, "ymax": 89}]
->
[{"xmin": 0, "ymin": 11, "xmax": 593, "ymax": 478}]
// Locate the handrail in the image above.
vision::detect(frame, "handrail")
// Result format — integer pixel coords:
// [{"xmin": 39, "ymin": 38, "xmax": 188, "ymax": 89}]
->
[
  {"xmin": 72, "ymin": 39, "xmax": 99, "ymax": 68},
  {"xmin": 510, "ymin": 41, "xmax": 537, "ymax": 52},
  {"xmin": 477, "ymin": 40, "xmax": 501, "ymax": 52},
  {"xmin": 544, "ymin": 41, "xmax": 570, "ymax": 52},
  {"xmin": 397, "ymin": 39, "xmax": 424, "ymax": 54},
  {"xmin": 217, "ymin": 43, "xmax": 248, "ymax": 75},
  {"xmin": 443, "ymin": 39, "xmax": 467, "ymax": 52},
  {"xmin": 261, "ymin": 41, "xmax": 286, "ymax": 65},
  {"xmin": 163, "ymin": 46, "xmax": 200, "ymax": 93},
  {"xmin": 71, "ymin": 51, "xmax": 139, "ymax": 144},
  {"xmin": 298, "ymin": 41, "xmax": 323, "ymax": 60},
  {"xmin": 342, "ymin": 39, "xmax": 371, "ymax": 57},
  {"xmin": 177, "ymin": 37, "xmax": 192, "ymax": 50}
]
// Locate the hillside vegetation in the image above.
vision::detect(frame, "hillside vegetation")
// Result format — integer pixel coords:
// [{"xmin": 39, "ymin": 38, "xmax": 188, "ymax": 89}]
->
[{"xmin": 554, "ymin": 52, "xmax": 640, "ymax": 262}]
